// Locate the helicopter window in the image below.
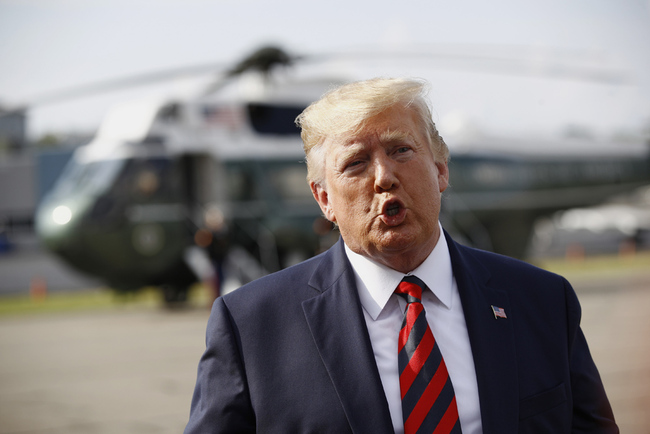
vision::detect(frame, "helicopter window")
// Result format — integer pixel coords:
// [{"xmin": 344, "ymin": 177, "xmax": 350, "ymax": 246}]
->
[
  {"xmin": 86, "ymin": 158, "xmax": 180, "ymax": 221},
  {"xmin": 267, "ymin": 165, "xmax": 312, "ymax": 201},
  {"xmin": 225, "ymin": 165, "xmax": 259, "ymax": 201},
  {"xmin": 50, "ymin": 157, "xmax": 124, "ymax": 199},
  {"xmin": 247, "ymin": 103, "xmax": 304, "ymax": 135},
  {"xmin": 116, "ymin": 158, "xmax": 178, "ymax": 199},
  {"xmin": 224, "ymin": 162, "xmax": 312, "ymax": 203}
]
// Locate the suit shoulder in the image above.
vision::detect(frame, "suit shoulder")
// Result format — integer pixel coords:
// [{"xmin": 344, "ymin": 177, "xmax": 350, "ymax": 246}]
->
[
  {"xmin": 458, "ymin": 243, "xmax": 566, "ymax": 286},
  {"xmin": 453, "ymin": 244, "xmax": 579, "ymax": 323},
  {"xmin": 220, "ymin": 251, "xmax": 326, "ymax": 306}
]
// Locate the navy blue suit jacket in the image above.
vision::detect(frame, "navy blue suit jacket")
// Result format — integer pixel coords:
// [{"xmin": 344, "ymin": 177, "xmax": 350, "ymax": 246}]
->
[{"xmin": 185, "ymin": 232, "xmax": 618, "ymax": 433}]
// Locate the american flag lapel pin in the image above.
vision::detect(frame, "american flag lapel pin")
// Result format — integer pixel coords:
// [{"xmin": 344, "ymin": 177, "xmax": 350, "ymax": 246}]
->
[{"xmin": 491, "ymin": 305, "xmax": 507, "ymax": 319}]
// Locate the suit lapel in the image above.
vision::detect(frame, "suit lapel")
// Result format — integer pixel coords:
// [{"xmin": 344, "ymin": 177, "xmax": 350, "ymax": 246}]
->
[
  {"xmin": 445, "ymin": 232, "xmax": 519, "ymax": 434},
  {"xmin": 302, "ymin": 240, "xmax": 395, "ymax": 434}
]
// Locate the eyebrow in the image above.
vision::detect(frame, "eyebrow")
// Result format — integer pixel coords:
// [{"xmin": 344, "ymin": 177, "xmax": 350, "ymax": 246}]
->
[
  {"xmin": 343, "ymin": 130, "xmax": 414, "ymax": 150},
  {"xmin": 334, "ymin": 129, "xmax": 418, "ymax": 167},
  {"xmin": 378, "ymin": 130, "xmax": 413, "ymax": 144},
  {"xmin": 335, "ymin": 142, "xmax": 365, "ymax": 167}
]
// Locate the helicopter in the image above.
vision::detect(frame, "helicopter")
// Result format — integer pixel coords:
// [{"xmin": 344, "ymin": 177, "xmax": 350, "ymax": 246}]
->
[{"xmin": 32, "ymin": 46, "xmax": 650, "ymax": 305}]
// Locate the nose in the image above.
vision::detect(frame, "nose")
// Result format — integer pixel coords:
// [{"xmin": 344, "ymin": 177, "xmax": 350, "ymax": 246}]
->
[{"xmin": 373, "ymin": 155, "xmax": 399, "ymax": 192}]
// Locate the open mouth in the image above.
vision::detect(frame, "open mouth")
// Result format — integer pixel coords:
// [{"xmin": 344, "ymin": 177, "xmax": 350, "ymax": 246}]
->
[
  {"xmin": 380, "ymin": 200, "xmax": 406, "ymax": 226},
  {"xmin": 386, "ymin": 202, "xmax": 401, "ymax": 217}
]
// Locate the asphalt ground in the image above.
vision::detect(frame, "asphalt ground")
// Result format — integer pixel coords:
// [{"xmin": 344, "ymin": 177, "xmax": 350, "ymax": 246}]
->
[
  {"xmin": 0, "ymin": 305, "xmax": 208, "ymax": 434},
  {"xmin": 0, "ymin": 260, "xmax": 649, "ymax": 433}
]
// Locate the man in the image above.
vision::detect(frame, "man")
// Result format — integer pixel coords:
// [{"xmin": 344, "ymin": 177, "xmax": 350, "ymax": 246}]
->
[{"xmin": 185, "ymin": 78, "xmax": 618, "ymax": 433}]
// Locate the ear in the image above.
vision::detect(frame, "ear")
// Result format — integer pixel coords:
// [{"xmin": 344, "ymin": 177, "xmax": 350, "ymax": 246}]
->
[
  {"xmin": 310, "ymin": 181, "xmax": 336, "ymax": 223},
  {"xmin": 436, "ymin": 160, "xmax": 449, "ymax": 193}
]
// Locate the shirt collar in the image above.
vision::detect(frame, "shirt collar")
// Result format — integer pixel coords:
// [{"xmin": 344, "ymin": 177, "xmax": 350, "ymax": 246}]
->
[{"xmin": 345, "ymin": 224, "xmax": 455, "ymax": 320}]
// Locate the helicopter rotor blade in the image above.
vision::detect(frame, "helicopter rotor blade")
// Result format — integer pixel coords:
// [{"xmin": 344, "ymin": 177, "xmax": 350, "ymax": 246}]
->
[
  {"xmin": 22, "ymin": 45, "xmax": 298, "ymax": 107},
  {"xmin": 12, "ymin": 44, "xmax": 631, "ymax": 111},
  {"xmin": 25, "ymin": 62, "xmax": 230, "ymax": 107},
  {"xmin": 299, "ymin": 45, "xmax": 631, "ymax": 85}
]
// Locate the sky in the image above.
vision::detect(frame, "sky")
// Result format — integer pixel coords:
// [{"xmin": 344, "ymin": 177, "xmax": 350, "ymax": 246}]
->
[{"xmin": 1, "ymin": 0, "xmax": 649, "ymax": 142}]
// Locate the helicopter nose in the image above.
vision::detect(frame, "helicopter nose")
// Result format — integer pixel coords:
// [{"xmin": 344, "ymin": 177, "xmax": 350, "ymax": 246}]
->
[
  {"xmin": 52, "ymin": 205, "xmax": 73, "ymax": 225},
  {"xmin": 35, "ymin": 202, "xmax": 78, "ymax": 251}
]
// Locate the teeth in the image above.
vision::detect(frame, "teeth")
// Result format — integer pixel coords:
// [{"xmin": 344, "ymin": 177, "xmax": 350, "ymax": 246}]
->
[{"xmin": 386, "ymin": 204, "xmax": 400, "ymax": 216}]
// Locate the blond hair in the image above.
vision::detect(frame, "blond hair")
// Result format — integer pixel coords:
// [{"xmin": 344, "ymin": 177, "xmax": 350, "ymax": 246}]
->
[{"xmin": 295, "ymin": 77, "xmax": 448, "ymax": 184}]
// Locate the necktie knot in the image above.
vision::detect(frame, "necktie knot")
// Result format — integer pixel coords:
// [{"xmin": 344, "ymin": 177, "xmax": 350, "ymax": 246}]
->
[{"xmin": 395, "ymin": 275, "xmax": 426, "ymax": 303}]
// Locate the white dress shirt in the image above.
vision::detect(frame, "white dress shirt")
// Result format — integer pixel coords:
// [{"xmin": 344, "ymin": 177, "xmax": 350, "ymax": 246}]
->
[{"xmin": 344, "ymin": 226, "xmax": 483, "ymax": 434}]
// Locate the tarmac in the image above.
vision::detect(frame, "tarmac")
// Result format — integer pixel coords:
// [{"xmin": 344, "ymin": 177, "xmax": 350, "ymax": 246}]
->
[
  {"xmin": 0, "ymin": 260, "xmax": 649, "ymax": 433},
  {"xmin": 0, "ymin": 306, "xmax": 208, "ymax": 434},
  {"xmin": 574, "ymin": 268, "xmax": 650, "ymax": 434}
]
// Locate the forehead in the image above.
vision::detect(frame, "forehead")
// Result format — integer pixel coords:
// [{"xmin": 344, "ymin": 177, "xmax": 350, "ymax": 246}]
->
[{"xmin": 331, "ymin": 105, "xmax": 424, "ymax": 149}]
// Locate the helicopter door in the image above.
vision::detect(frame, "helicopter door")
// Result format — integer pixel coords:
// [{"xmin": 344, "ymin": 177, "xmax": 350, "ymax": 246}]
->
[{"xmin": 178, "ymin": 153, "xmax": 226, "ymax": 228}]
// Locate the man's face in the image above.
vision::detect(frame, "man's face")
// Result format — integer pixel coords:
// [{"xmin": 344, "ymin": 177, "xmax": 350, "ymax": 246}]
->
[{"xmin": 310, "ymin": 105, "xmax": 449, "ymax": 272}]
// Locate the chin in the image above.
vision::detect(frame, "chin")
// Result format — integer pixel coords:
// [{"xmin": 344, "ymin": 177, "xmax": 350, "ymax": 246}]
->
[{"xmin": 374, "ymin": 232, "xmax": 419, "ymax": 254}]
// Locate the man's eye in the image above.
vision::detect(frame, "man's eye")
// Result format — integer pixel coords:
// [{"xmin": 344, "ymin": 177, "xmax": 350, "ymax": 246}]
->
[
  {"xmin": 345, "ymin": 160, "xmax": 363, "ymax": 170},
  {"xmin": 393, "ymin": 146, "xmax": 413, "ymax": 157}
]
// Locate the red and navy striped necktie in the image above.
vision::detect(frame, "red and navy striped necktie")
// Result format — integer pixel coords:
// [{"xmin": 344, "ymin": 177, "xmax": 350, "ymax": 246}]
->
[{"xmin": 396, "ymin": 275, "xmax": 462, "ymax": 434}]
